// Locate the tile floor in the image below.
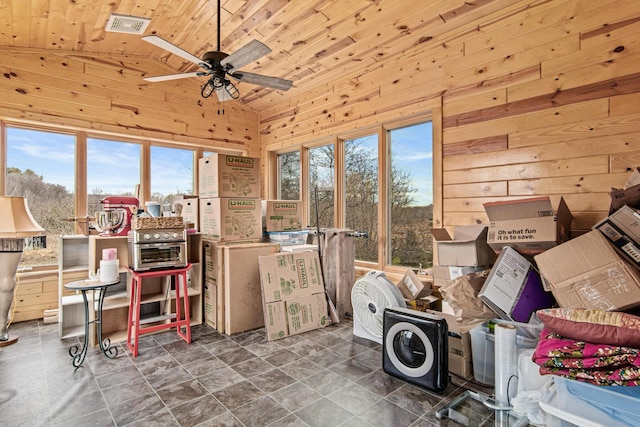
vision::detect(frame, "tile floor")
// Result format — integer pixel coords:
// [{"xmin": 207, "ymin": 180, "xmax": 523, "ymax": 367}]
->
[{"xmin": 0, "ymin": 318, "xmax": 498, "ymax": 426}]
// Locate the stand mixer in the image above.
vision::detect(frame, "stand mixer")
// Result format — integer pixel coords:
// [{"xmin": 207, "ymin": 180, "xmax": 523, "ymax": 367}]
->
[{"xmin": 95, "ymin": 196, "xmax": 139, "ymax": 237}]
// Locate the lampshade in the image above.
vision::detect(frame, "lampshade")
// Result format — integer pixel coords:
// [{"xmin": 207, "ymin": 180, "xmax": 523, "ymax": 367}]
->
[{"xmin": 0, "ymin": 196, "xmax": 45, "ymax": 238}]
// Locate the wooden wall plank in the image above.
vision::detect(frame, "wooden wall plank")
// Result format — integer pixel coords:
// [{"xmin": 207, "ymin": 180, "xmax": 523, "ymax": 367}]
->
[
  {"xmin": 443, "ymin": 181, "xmax": 507, "ymax": 199},
  {"xmin": 507, "ymin": 172, "xmax": 629, "ymax": 196},
  {"xmin": 445, "ymin": 134, "xmax": 640, "ymax": 171},
  {"xmin": 443, "ymin": 99, "xmax": 609, "ymax": 144},
  {"xmin": 509, "ymin": 111, "xmax": 640, "ymax": 148},
  {"xmin": 444, "ymin": 155, "xmax": 609, "ymax": 185}
]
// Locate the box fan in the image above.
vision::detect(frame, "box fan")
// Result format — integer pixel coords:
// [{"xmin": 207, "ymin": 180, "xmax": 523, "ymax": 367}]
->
[{"xmin": 351, "ymin": 270, "xmax": 406, "ymax": 344}]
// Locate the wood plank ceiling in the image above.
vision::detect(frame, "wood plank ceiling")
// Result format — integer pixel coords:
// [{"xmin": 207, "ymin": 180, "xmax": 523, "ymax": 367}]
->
[{"xmin": 0, "ymin": 0, "xmax": 511, "ymax": 111}]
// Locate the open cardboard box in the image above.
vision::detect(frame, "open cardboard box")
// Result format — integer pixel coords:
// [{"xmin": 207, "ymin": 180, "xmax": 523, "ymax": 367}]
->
[
  {"xmin": 431, "ymin": 225, "xmax": 496, "ymax": 267},
  {"xmin": 397, "ymin": 268, "xmax": 432, "ymax": 300},
  {"xmin": 534, "ymin": 230, "xmax": 640, "ymax": 311},
  {"xmin": 593, "ymin": 205, "xmax": 640, "ymax": 270},
  {"xmin": 423, "ymin": 308, "xmax": 481, "ymax": 380},
  {"xmin": 484, "ymin": 196, "xmax": 573, "ymax": 254},
  {"xmin": 479, "ymin": 246, "xmax": 555, "ymax": 323}
]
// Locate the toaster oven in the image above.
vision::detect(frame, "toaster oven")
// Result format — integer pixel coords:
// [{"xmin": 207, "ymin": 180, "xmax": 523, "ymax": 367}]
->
[{"xmin": 127, "ymin": 228, "xmax": 187, "ymax": 271}]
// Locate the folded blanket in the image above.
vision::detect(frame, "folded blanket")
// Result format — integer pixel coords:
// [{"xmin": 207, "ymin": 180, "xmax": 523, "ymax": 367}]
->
[{"xmin": 533, "ymin": 327, "xmax": 640, "ymax": 386}]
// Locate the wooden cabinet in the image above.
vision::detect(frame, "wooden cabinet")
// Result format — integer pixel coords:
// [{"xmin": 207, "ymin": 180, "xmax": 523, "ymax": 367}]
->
[{"xmin": 58, "ymin": 233, "xmax": 203, "ymax": 345}]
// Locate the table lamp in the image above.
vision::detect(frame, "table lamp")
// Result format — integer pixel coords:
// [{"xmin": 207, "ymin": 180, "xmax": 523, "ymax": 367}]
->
[{"xmin": 0, "ymin": 196, "xmax": 45, "ymax": 347}]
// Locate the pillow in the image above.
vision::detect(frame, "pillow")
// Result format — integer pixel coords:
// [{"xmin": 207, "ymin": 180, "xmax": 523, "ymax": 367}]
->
[{"xmin": 536, "ymin": 307, "xmax": 640, "ymax": 348}]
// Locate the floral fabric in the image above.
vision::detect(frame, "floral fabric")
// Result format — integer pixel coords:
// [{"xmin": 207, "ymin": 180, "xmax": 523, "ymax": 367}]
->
[{"xmin": 532, "ymin": 327, "xmax": 640, "ymax": 386}]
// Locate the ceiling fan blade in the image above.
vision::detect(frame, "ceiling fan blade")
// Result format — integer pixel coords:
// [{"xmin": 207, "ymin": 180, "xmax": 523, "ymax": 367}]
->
[
  {"xmin": 230, "ymin": 71, "xmax": 293, "ymax": 91},
  {"xmin": 220, "ymin": 39, "xmax": 271, "ymax": 71},
  {"xmin": 144, "ymin": 72, "xmax": 202, "ymax": 82},
  {"xmin": 142, "ymin": 35, "xmax": 204, "ymax": 67}
]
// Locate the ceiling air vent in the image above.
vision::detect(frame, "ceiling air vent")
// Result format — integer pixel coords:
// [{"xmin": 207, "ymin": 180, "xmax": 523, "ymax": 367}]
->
[{"xmin": 105, "ymin": 14, "xmax": 151, "ymax": 35}]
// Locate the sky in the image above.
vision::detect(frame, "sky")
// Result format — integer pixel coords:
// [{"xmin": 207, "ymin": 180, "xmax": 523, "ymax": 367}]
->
[
  {"xmin": 7, "ymin": 122, "xmax": 433, "ymax": 206},
  {"xmin": 6, "ymin": 128, "xmax": 193, "ymax": 198},
  {"xmin": 389, "ymin": 121, "xmax": 434, "ymax": 206}
]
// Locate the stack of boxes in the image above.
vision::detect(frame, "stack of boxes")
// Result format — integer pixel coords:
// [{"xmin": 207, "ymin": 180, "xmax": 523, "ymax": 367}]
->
[
  {"xmin": 198, "ymin": 153, "xmax": 262, "ymax": 242},
  {"xmin": 198, "ymin": 154, "xmax": 280, "ymax": 335},
  {"xmin": 429, "ymin": 224, "xmax": 497, "ymax": 380},
  {"xmin": 262, "ymin": 200, "xmax": 308, "ymax": 248}
]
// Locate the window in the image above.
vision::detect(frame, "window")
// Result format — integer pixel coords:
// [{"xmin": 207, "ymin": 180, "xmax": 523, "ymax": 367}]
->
[
  {"xmin": 87, "ymin": 138, "xmax": 141, "ymax": 215},
  {"xmin": 5, "ymin": 127, "xmax": 76, "ymax": 266},
  {"xmin": 345, "ymin": 134, "xmax": 378, "ymax": 262},
  {"xmin": 388, "ymin": 122, "xmax": 433, "ymax": 269},
  {"xmin": 309, "ymin": 144, "xmax": 335, "ymax": 228},
  {"xmin": 151, "ymin": 146, "xmax": 194, "ymax": 212},
  {"xmin": 274, "ymin": 118, "xmax": 433, "ymax": 271},
  {"xmin": 277, "ymin": 151, "xmax": 300, "ymax": 200}
]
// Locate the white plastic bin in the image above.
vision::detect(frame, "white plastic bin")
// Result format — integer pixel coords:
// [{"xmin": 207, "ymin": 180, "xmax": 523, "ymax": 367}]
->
[
  {"xmin": 469, "ymin": 319, "xmax": 542, "ymax": 385},
  {"xmin": 540, "ymin": 376, "xmax": 640, "ymax": 427}
]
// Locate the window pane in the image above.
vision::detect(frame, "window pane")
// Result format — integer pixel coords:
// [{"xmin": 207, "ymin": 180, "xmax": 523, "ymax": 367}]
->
[
  {"xmin": 151, "ymin": 146, "xmax": 194, "ymax": 212},
  {"xmin": 87, "ymin": 138, "xmax": 141, "ymax": 215},
  {"xmin": 6, "ymin": 127, "xmax": 75, "ymax": 266},
  {"xmin": 345, "ymin": 135, "xmax": 378, "ymax": 262},
  {"xmin": 389, "ymin": 122, "xmax": 433, "ymax": 269},
  {"xmin": 277, "ymin": 151, "xmax": 300, "ymax": 200},
  {"xmin": 309, "ymin": 145, "xmax": 334, "ymax": 228}
]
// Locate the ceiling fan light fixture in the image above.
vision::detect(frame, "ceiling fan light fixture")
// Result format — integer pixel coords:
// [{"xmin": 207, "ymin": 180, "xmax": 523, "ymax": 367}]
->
[{"xmin": 106, "ymin": 14, "xmax": 151, "ymax": 35}]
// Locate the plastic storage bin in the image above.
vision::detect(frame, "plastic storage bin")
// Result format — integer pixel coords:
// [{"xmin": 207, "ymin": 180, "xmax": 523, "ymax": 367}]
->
[
  {"xmin": 469, "ymin": 319, "xmax": 542, "ymax": 385},
  {"xmin": 264, "ymin": 230, "xmax": 309, "ymax": 246},
  {"xmin": 540, "ymin": 376, "xmax": 640, "ymax": 427}
]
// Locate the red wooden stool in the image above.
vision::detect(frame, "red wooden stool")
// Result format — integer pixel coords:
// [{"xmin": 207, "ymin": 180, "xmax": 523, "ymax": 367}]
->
[{"xmin": 126, "ymin": 264, "xmax": 192, "ymax": 357}]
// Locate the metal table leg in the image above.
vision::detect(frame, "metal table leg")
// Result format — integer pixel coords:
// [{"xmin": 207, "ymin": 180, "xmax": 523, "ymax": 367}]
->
[
  {"xmin": 96, "ymin": 285, "xmax": 118, "ymax": 359},
  {"xmin": 68, "ymin": 289, "xmax": 90, "ymax": 368}
]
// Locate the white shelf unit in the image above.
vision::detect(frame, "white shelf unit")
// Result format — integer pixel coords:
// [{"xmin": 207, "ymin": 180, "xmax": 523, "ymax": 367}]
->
[
  {"xmin": 58, "ymin": 233, "xmax": 203, "ymax": 345},
  {"xmin": 58, "ymin": 235, "xmax": 90, "ymax": 339}
]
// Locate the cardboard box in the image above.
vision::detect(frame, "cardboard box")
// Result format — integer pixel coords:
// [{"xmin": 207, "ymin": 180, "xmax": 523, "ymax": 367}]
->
[
  {"xmin": 609, "ymin": 168, "xmax": 640, "ymax": 214},
  {"xmin": 593, "ymin": 205, "xmax": 640, "ymax": 269},
  {"xmin": 262, "ymin": 200, "xmax": 304, "ymax": 232},
  {"xmin": 484, "ymin": 196, "xmax": 573, "ymax": 254},
  {"xmin": 424, "ymin": 309, "xmax": 480, "ymax": 380},
  {"xmin": 203, "ymin": 279, "xmax": 217, "ymax": 330},
  {"xmin": 258, "ymin": 251, "xmax": 325, "ymax": 302},
  {"xmin": 259, "ymin": 251, "xmax": 328, "ymax": 340},
  {"xmin": 199, "ymin": 197, "xmax": 262, "ymax": 241},
  {"xmin": 432, "ymin": 225, "xmax": 496, "ymax": 267},
  {"xmin": 397, "ymin": 268, "xmax": 432, "ymax": 300},
  {"xmin": 203, "ymin": 240, "xmax": 280, "ymax": 334},
  {"xmin": 180, "ymin": 197, "xmax": 199, "ymax": 230},
  {"xmin": 479, "ymin": 246, "xmax": 555, "ymax": 322},
  {"xmin": 222, "ymin": 243, "xmax": 281, "ymax": 335},
  {"xmin": 285, "ymin": 293, "xmax": 328, "ymax": 335},
  {"xmin": 198, "ymin": 154, "xmax": 260, "ymax": 198},
  {"xmin": 263, "ymin": 296, "xmax": 330, "ymax": 340},
  {"xmin": 264, "ymin": 301, "xmax": 288, "ymax": 340},
  {"xmin": 431, "ymin": 265, "xmax": 487, "ymax": 288},
  {"xmin": 534, "ymin": 230, "xmax": 640, "ymax": 311}
]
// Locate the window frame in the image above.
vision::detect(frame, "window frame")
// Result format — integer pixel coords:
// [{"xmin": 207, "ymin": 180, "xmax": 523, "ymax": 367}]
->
[
  {"xmin": 1, "ymin": 119, "xmax": 244, "ymax": 269},
  {"xmin": 268, "ymin": 111, "xmax": 440, "ymax": 274}
]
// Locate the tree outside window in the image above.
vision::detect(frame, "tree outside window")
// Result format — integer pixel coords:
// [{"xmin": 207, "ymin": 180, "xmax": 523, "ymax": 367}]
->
[{"xmin": 6, "ymin": 127, "xmax": 75, "ymax": 266}]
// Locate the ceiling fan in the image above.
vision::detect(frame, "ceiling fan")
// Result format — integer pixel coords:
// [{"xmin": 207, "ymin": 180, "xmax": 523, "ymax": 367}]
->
[{"xmin": 142, "ymin": 0, "xmax": 292, "ymax": 102}]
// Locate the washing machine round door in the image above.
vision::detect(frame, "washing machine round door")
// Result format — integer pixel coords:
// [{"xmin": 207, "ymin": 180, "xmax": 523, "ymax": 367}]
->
[{"xmin": 385, "ymin": 321, "xmax": 434, "ymax": 378}]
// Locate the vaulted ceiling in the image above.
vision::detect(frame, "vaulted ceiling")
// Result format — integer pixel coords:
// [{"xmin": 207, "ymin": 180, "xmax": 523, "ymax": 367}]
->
[{"xmin": 0, "ymin": 0, "xmax": 509, "ymax": 111}]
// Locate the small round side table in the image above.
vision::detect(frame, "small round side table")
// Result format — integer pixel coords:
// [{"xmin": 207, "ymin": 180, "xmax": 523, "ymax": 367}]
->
[{"xmin": 64, "ymin": 278, "xmax": 121, "ymax": 368}]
